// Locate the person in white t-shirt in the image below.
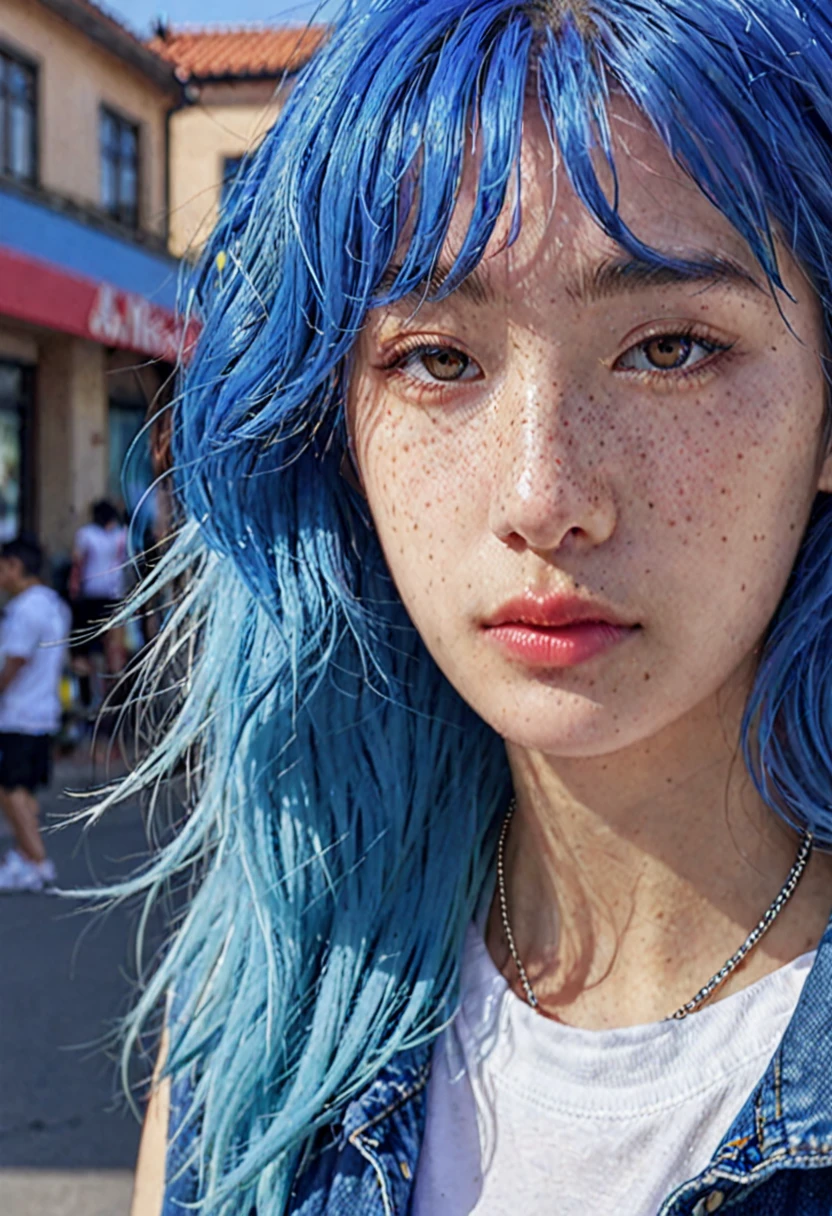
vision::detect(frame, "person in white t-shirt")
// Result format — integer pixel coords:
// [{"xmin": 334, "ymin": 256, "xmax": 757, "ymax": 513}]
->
[
  {"xmin": 0, "ymin": 535, "xmax": 70, "ymax": 892},
  {"xmin": 69, "ymin": 499, "xmax": 128, "ymax": 703}
]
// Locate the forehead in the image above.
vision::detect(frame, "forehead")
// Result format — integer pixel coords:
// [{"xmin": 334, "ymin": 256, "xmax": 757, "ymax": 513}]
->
[{"xmin": 439, "ymin": 95, "xmax": 762, "ymax": 296}]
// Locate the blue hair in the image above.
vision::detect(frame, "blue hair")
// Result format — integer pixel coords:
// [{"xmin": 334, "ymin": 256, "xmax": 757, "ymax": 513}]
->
[{"xmin": 98, "ymin": 0, "xmax": 832, "ymax": 1210}]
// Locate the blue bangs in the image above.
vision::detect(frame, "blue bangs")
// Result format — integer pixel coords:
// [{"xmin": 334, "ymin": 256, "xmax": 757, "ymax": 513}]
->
[{"xmin": 90, "ymin": 0, "xmax": 832, "ymax": 1211}]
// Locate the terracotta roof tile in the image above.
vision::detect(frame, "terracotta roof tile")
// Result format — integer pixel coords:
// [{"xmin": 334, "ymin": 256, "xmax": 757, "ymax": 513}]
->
[{"xmin": 147, "ymin": 24, "xmax": 328, "ymax": 82}]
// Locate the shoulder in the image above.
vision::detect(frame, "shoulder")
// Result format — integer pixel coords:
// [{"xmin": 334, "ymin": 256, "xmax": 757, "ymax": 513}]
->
[
  {"xmin": 21, "ymin": 585, "xmax": 66, "ymax": 618},
  {"xmin": 4, "ymin": 587, "xmax": 38, "ymax": 622},
  {"xmin": 160, "ymin": 1043, "xmax": 432, "ymax": 1216},
  {"xmin": 74, "ymin": 525, "xmax": 95, "ymax": 552}
]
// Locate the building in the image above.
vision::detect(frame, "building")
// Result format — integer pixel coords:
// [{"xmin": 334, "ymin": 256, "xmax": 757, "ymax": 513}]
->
[
  {"xmin": 148, "ymin": 22, "xmax": 325, "ymax": 257},
  {"xmin": 0, "ymin": 0, "xmax": 186, "ymax": 561}
]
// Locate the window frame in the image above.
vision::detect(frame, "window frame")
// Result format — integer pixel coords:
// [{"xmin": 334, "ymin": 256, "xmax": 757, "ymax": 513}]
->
[
  {"xmin": 0, "ymin": 41, "xmax": 39, "ymax": 186},
  {"xmin": 99, "ymin": 103, "xmax": 141, "ymax": 230}
]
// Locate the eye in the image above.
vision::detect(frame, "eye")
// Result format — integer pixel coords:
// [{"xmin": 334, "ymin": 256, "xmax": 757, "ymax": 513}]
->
[
  {"xmin": 616, "ymin": 333, "xmax": 728, "ymax": 373},
  {"xmin": 396, "ymin": 345, "xmax": 481, "ymax": 385}
]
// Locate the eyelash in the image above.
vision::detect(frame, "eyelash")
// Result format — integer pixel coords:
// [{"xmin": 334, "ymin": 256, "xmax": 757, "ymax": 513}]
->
[
  {"xmin": 379, "ymin": 326, "xmax": 735, "ymax": 397},
  {"xmin": 379, "ymin": 336, "xmax": 480, "ymax": 397},
  {"xmin": 614, "ymin": 324, "xmax": 734, "ymax": 381}
]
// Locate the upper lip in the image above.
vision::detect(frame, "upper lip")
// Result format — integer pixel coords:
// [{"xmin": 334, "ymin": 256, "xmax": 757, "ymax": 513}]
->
[{"xmin": 483, "ymin": 593, "xmax": 636, "ymax": 630}]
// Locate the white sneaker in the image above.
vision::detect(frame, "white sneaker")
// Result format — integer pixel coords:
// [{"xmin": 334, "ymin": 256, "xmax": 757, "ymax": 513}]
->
[{"xmin": 0, "ymin": 849, "xmax": 56, "ymax": 892}]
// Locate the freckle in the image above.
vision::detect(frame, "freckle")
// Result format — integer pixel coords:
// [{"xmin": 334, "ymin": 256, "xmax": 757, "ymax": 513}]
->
[{"xmin": 643, "ymin": 672, "xmax": 651, "ymax": 681}]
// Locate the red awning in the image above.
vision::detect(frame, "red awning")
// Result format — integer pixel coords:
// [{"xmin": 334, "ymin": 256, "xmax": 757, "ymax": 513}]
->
[{"xmin": 0, "ymin": 245, "xmax": 198, "ymax": 362}]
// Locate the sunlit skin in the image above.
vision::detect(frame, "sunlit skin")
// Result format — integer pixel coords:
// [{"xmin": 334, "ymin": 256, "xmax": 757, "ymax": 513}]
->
[{"xmin": 348, "ymin": 98, "xmax": 832, "ymax": 1028}]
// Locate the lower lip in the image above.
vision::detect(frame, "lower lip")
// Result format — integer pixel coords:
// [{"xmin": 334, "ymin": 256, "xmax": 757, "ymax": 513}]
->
[{"xmin": 483, "ymin": 621, "xmax": 635, "ymax": 668}]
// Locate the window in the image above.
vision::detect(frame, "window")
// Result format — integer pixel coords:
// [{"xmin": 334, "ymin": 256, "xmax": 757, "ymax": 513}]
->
[
  {"xmin": 0, "ymin": 362, "xmax": 33, "ymax": 542},
  {"xmin": 0, "ymin": 47, "xmax": 37, "ymax": 184},
  {"xmin": 220, "ymin": 155, "xmax": 245, "ymax": 211},
  {"xmin": 108, "ymin": 402, "xmax": 147, "ymax": 507},
  {"xmin": 100, "ymin": 107, "xmax": 139, "ymax": 228}
]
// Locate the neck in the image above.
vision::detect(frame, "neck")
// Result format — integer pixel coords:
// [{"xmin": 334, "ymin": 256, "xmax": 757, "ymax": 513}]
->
[
  {"xmin": 488, "ymin": 678, "xmax": 832, "ymax": 1029},
  {"xmin": 11, "ymin": 576, "xmax": 39, "ymax": 596}
]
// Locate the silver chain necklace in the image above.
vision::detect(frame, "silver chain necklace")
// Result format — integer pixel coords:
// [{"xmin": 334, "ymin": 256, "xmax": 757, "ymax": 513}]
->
[{"xmin": 496, "ymin": 798, "xmax": 814, "ymax": 1021}]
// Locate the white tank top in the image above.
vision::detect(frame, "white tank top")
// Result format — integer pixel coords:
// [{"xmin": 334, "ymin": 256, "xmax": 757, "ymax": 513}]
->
[{"xmin": 412, "ymin": 923, "xmax": 814, "ymax": 1216}]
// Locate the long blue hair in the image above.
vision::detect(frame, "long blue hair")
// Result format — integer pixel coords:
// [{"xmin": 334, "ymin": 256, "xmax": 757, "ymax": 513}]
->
[{"xmin": 100, "ymin": 0, "xmax": 832, "ymax": 1210}]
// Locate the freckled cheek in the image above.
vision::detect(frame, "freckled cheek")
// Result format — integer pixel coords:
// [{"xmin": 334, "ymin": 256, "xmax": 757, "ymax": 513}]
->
[
  {"xmin": 627, "ymin": 384, "xmax": 819, "ymax": 537},
  {"xmin": 364, "ymin": 414, "xmax": 486, "ymax": 541},
  {"xmin": 627, "ymin": 401, "xmax": 823, "ymax": 634}
]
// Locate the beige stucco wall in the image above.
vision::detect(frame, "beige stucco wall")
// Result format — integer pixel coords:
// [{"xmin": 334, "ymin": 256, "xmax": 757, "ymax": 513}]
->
[
  {"xmin": 0, "ymin": 0, "xmax": 172, "ymax": 237},
  {"xmin": 168, "ymin": 80, "xmax": 285, "ymax": 257},
  {"xmin": 37, "ymin": 335, "xmax": 108, "ymax": 554}
]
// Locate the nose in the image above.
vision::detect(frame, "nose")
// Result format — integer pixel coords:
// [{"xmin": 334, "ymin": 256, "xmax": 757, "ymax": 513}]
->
[{"xmin": 488, "ymin": 380, "xmax": 617, "ymax": 555}]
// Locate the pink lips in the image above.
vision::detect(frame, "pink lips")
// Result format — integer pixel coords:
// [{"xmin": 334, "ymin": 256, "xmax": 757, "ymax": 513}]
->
[{"xmin": 482, "ymin": 595, "xmax": 638, "ymax": 669}]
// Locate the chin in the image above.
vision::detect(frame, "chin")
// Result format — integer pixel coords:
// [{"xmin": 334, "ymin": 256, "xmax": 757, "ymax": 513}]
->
[
  {"xmin": 473, "ymin": 683, "xmax": 669, "ymax": 759},
  {"xmin": 479, "ymin": 694, "xmax": 612, "ymax": 756}
]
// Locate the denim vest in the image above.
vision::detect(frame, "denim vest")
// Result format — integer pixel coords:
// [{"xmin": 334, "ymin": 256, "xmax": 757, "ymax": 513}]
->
[{"xmin": 165, "ymin": 913, "xmax": 832, "ymax": 1215}]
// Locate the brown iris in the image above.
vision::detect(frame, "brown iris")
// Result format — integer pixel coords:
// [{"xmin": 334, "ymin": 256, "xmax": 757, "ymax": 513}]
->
[
  {"xmin": 421, "ymin": 348, "xmax": 470, "ymax": 380},
  {"xmin": 643, "ymin": 335, "xmax": 693, "ymax": 369}
]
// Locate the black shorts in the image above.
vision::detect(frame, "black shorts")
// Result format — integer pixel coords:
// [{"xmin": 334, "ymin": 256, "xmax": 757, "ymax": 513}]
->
[
  {"xmin": 71, "ymin": 597, "xmax": 120, "ymax": 656},
  {"xmin": 0, "ymin": 733, "xmax": 52, "ymax": 793}
]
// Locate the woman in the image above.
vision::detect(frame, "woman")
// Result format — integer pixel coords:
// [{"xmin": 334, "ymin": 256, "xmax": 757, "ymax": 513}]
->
[
  {"xmin": 70, "ymin": 498, "xmax": 128, "ymax": 703},
  {"xmin": 126, "ymin": 0, "xmax": 832, "ymax": 1212}
]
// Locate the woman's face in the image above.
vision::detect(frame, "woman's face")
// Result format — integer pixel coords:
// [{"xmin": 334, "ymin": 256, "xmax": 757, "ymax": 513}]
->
[{"xmin": 348, "ymin": 101, "xmax": 832, "ymax": 758}]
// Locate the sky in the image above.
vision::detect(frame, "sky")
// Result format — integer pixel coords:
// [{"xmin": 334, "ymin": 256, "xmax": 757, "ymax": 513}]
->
[{"xmin": 107, "ymin": 0, "xmax": 336, "ymax": 36}]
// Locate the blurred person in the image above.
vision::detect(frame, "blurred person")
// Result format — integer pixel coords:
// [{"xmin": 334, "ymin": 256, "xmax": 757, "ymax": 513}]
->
[
  {"xmin": 0, "ymin": 535, "xmax": 70, "ymax": 892},
  {"xmin": 69, "ymin": 498, "xmax": 128, "ymax": 704}
]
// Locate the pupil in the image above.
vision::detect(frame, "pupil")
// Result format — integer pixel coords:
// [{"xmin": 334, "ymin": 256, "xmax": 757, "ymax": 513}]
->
[
  {"xmin": 647, "ymin": 336, "xmax": 692, "ymax": 369},
  {"xmin": 425, "ymin": 349, "xmax": 466, "ymax": 380}
]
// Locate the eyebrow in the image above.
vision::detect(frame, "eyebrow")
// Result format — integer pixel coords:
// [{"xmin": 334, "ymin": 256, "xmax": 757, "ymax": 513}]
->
[
  {"xmin": 572, "ymin": 254, "xmax": 766, "ymax": 304},
  {"xmin": 375, "ymin": 257, "xmax": 498, "ymax": 307},
  {"xmin": 375, "ymin": 250, "xmax": 765, "ymax": 311}
]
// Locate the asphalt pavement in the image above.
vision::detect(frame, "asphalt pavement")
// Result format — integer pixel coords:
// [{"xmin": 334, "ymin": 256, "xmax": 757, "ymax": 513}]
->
[{"xmin": 0, "ymin": 752, "xmax": 165, "ymax": 1215}]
